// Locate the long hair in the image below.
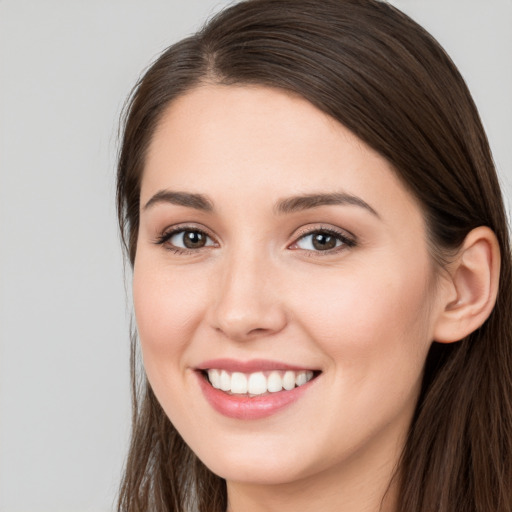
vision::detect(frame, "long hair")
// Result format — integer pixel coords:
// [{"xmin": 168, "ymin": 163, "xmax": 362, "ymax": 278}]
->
[{"xmin": 116, "ymin": 1, "xmax": 512, "ymax": 510}]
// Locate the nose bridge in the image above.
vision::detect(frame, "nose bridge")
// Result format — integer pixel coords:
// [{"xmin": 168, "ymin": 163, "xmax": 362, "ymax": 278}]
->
[{"xmin": 210, "ymin": 241, "xmax": 287, "ymax": 341}]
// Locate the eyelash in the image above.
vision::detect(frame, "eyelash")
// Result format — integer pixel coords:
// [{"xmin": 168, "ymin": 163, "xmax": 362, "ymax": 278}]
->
[
  {"xmin": 154, "ymin": 225, "xmax": 357, "ymax": 256},
  {"xmin": 290, "ymin": 226, "xmax": 357, "ymax": 256},
  {"xmin": 154, "ymin": 225, "xmax": 217, "ymax": 255}
]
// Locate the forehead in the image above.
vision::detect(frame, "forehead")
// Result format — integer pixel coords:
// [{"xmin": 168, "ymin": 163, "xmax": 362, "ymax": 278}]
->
[{"xmin": 141, "ymin": 84, "xmax": 421, "ymax": 225}]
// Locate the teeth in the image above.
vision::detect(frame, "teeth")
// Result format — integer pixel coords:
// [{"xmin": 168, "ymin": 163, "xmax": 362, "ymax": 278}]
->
[
  {"xmin": 206, "ymin": 369, "xmax": 315, "ymax": 396},
  {"xmin": 219, "ymin": 370, "xmax": 231, "ymax": 391},
  {"xmin": 296, "ymin": 371, "xmax": 308, "ymax": 387},
  {"xmin": 231, "ymin": 372, "xmax": 248, "ymax": 394},
  {"xmin": 209, "ymin": 369, "xmax": 220, "ymax": 389},
  {"xmin": 248, "ymin": 372, "xmax": 267, "ymax": 394},
  {"xmin": 282, "ymin": 371, "xmax": 295, "ymax": 390},
  {"xmin": 267, "ymin": 371, "xmax": 283, "ymax": 393}
]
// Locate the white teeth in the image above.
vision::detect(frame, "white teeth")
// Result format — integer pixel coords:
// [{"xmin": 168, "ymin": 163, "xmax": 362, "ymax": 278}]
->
[
  {"xmin": 209, "ymin": 369, "xmax": 221, "ymax": 389},
  {"xmin": 219, "ymin": 370, "xmax": 231, "ymax": 391},
  {"xmin": 206, "ymin": 368, "xmax": 315, "ymax": 396},
  {"xmin": 230, "ymin": 372, "xmax": 248, "ymax": 394},
  {"xmin": 296, "ymin": 370, "xmax": 313, "ymax": 386},
  {"xmin": 248, "ymin": 372, "xmax": 267, "ymax": 394},
  {"xmin": 282, "ymin": 371, "xmax": 295, "ymax": 390},
  {"xmin": 267, "ymin": 371, "xmax": 283, "ymax": 392}
]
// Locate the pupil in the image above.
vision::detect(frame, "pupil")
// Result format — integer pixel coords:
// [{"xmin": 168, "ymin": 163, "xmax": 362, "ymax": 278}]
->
[
  {"xmin": 184, "ymin": 231, "xmax": 206, "ymax": 249},
  {"xmin": 312, "ymin": 233, "xmax": 336, "ymax": 250}
]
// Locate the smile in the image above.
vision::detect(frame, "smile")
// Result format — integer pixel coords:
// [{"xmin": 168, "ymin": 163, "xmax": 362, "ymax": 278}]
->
[
  {"xmin": 195, "ymin": 360, "xmax": 320, "ymax": 420},
  {"xmin": 205, "ymin": 369, "xmax": 315, "ymax": 396}
]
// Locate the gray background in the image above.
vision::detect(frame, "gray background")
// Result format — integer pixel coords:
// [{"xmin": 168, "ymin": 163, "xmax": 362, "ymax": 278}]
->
[{"xmin": 0, "ymin": 1, "xmax": 510, "ymax": 511}]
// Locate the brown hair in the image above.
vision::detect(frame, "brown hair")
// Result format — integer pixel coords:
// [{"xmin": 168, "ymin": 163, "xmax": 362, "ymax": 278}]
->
[{"xmin": 116, "ymin": 1, "xmax": 512, "ymax": 510}]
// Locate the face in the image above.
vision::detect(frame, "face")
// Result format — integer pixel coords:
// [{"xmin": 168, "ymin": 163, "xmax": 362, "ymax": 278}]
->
[{"xmin": 134, "ymin": 84, "xmax": 445, "ymax": 487}]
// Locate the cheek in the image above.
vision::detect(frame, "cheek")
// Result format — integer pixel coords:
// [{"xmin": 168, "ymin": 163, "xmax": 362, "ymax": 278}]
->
[
  {"xmin": 132, "ymin": 257, "xmax": 207, "ymax": 372},
  {"xmin": 290, "ymin": 258, "xmax": 435, "ymax": 375},
  {"xmin": 132, "ymin": 258, "xmax": 214, "ymax": 424},
  {"xmin": 284, "ymin": 258, "xmax": 436, "ymax": 450}
]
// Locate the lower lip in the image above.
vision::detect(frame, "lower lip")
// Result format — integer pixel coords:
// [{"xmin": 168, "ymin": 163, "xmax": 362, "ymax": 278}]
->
[{"xmin": 196, "ymin": 372, "xmax": 317, "ymax": 420}]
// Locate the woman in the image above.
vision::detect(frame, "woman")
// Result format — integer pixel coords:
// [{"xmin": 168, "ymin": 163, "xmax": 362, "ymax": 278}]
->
[{"xmin": 116, "ymin": 0, "xmax": 512, "ymax": 511}]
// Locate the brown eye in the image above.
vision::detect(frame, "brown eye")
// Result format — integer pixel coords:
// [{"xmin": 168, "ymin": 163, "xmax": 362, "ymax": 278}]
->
[
  {"xmin": 182, "ymin": 231, "xmax": 207, "ymax": 249},
  {"xmin": 311, "ymin": 233, "xmax": 337, "ymax": 250},
  {"xmin": 292, "ymin": 229, "xmax": 355, "ymax": 252},
  {"xmin": 163, "ymin": 229, "xmax": 215, "ymax": 250}
]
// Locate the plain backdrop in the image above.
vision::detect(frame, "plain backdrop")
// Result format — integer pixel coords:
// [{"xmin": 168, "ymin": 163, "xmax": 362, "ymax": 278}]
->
[{"xmin": 0, "ymin": 1, "xmax": 510, "ymax": 511}]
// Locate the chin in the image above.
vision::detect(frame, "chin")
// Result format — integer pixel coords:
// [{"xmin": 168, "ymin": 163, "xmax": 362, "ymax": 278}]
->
[
  {"xmin": 188, "ymin": 433, "xmax": 328, "ymax": 487},
  {"xmin": 203, "ymin": 457, "xmax": 307, "ymax": 486}
]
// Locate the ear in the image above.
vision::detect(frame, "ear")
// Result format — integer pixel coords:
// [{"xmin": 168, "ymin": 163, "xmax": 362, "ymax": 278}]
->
[{"xmin": 433, "ymin": 226, "xmax": 501, "ymax": 343}]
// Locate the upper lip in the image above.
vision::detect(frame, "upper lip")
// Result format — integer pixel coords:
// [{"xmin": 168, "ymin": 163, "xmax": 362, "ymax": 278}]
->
[{"xmin": 196, "ymin": 358, "xmax": 318, "ymax": 373}]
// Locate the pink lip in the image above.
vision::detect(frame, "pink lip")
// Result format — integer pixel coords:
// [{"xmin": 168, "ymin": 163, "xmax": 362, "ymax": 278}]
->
[
  {"xmin": 195, "ymin": 363, "xmax": 319, "ymax": 420},
  {"xmin": 196, "ymin": 358, "xmax": 313, "ymax": 373}
]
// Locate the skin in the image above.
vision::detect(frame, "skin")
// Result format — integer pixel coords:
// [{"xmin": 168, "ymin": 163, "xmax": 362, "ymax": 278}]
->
[{"xmin": 133, "ymin": 84, "xmax": 454, "ymax": 512}]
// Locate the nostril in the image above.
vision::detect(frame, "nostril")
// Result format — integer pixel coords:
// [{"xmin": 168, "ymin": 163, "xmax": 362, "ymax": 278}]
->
[{"xmin": 212, "ymin": 315, "xmax": 287, "ymax": 342}]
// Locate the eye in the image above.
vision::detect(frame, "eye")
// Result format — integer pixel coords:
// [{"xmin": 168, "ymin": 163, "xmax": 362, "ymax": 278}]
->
[
  {"xmin": 156, "ymin": 228, "xmax": 216, "ymax": 251},
  {"xmin": 290, "ymin": 228, "xmax": 356, "ymax": 252}
]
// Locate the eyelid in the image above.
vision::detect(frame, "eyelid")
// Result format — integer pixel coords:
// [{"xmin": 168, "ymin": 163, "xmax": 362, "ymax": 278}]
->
[
  {"xmin": 154, "ymin": 223, "xmax": 219, "ymax": 252},
  {"xmin": 153, "ymin": 222, "xmax": 356, "ymax": 255},
  {"xmin": 292, "ymin": 223, "xmax": 356, "ymax": 241},
  {"xmin": 288, "ymin": 224, "xmax": 357, "ymax": 253}
]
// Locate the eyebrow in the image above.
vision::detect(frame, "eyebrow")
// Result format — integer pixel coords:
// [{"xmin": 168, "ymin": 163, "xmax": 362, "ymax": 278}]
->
[
  {"xmin": 143, "ymin": 189, "xmax": 378, "ymax": 217},
  {"xmin": 275, "ymin": 192, "xmax": 379, "ymax": 217},
  {"xmin": 143, "ymin": 190, "xmax": 214, "ymax": 212}
]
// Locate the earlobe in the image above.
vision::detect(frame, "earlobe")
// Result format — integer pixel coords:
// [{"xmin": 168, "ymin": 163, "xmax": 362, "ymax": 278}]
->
[{"xmin": 433, "ymin": 226, "xmax": 500, "ymax": 344}]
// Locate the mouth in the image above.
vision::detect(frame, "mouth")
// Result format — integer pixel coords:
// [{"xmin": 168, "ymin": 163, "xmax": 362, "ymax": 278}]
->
[
  {"xmin": 200, "ymin": 368, "xmax": 320, "ymax": 396},
  {"xmin": 195, "ymin": 361, "xmax": 321, "ymax": 420}
]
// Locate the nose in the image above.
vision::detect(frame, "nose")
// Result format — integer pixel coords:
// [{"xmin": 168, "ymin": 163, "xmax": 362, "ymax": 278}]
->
[{"xmin": 208, "ymin": 250, "xmax": 288, "ymax": 342}]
